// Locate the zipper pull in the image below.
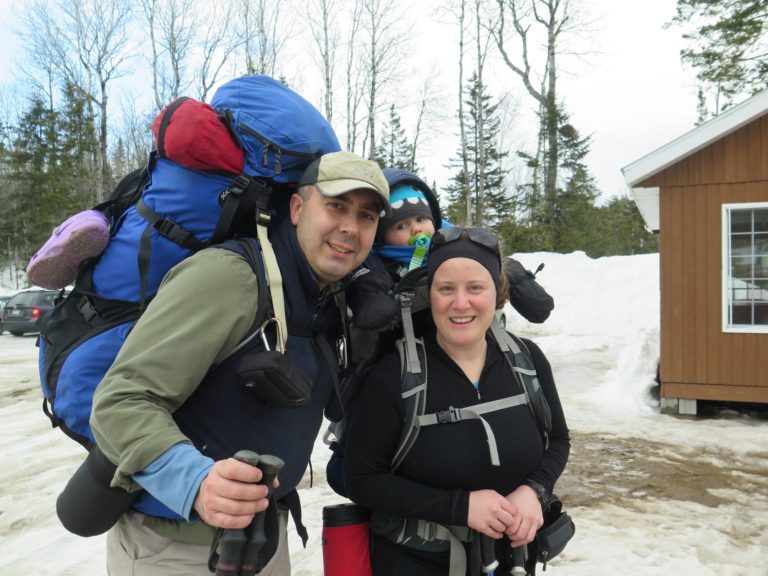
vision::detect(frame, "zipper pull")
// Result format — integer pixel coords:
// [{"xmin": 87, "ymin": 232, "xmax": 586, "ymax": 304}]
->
[
  {"xmin": 261, "ymin": 143, "xmax": 269, "ymax": 167},
  {"xmin": 274, "ymin": 148, "xmax": 282, "ymax": 175}
]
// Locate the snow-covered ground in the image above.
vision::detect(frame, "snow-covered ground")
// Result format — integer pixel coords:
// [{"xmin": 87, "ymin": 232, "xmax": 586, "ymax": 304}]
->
[{"xmin": 1, "ymin": 251, "xmax": 767, "ymax": 576}]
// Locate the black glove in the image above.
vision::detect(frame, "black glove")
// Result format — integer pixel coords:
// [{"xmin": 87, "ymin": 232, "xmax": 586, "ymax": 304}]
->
[
  {"xmin": 347, "ymin": 267, "xmax": 398, "ymax": 330},
  {"xmin": 504, "ymin": 257, "xmax": 554, "ymax": 324}
]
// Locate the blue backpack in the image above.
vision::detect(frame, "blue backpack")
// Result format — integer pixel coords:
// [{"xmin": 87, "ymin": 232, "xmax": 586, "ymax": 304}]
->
[{"xmin": 38, "ymin": 75, "xmax": 341, "ymax": 449}]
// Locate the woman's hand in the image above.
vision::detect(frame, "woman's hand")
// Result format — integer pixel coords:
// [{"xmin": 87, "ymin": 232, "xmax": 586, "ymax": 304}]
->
[
  {"xmin": 467, "ymin": 489, "xmax": 517, "ymax": 539},
  {"xmin": 193, "ymin": 457, "xmax": 279, "ymax": 529},
  {"xmin": 504, "ymin": 485, "xmax": 543, "ymax": 547}
]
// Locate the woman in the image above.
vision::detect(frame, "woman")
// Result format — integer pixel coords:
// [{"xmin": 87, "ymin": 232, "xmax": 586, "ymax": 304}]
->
[{"xmin": 343, "ymin": 227, "xmax": 570, "ymax": 575}]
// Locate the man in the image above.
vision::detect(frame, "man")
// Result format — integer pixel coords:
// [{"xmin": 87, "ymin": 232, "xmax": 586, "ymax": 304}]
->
[{"xmin": 89, "ymin": 151, "xmax": 389, "ymax": 575}]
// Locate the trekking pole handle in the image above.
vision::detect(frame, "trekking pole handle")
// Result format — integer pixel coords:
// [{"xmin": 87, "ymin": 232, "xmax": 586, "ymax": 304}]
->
[
  {"xmin": 510, "ymin": 545, "xmax": 527, "ymax": 575},
  {"xmin": 480, "ymin": 535, "xmax": 498, "ymax": 573},
  {"xmin": 237, "ymin": 453, "xmax": 285, "ymax": 576},
  {"xmin": 256, "ymin": 454, "xmax": 284, "ymax": 488},
  {"xmin": 233, "ymin": 450, "xmax": 262, "ymax": 468},
  {"xmin": 212, "ymin": 452, "xmax": 262, "ymax": 576}
]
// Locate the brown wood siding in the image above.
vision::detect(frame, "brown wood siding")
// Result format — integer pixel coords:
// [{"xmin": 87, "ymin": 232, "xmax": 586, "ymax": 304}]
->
[
  {"xmin": 659, "ymin": 181, "xmax": 768, "ymax": 401},
  {"xmin": 638, "ymin": 113, "xmax": 768, "ymax": 188},
  {"xmin": 663, "ymin": 382, "xmax": 768, "ymax": 403}
]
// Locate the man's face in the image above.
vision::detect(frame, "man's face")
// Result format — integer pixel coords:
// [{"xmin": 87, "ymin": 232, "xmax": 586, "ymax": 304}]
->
[{"xmin": 290, "ymin": 185, "xmax": 382, "ymax": 287}]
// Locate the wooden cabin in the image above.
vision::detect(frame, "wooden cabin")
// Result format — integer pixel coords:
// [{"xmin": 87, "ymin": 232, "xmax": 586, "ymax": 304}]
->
[{"xmin": 623, "ymin": 89, "xmax": 768, "ymax": 415}]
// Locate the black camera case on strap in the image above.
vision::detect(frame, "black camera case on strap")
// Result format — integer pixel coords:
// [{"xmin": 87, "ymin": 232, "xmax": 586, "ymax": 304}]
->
[{"xmin": 236, "ymin": 351, "xmax": 313, "ymax": 408}]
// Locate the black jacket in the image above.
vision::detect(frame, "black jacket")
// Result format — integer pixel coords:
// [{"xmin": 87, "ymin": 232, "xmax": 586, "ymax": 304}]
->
[{"xmin": 344, "ymin": 330, "xmax": 569, "ymax": 527}]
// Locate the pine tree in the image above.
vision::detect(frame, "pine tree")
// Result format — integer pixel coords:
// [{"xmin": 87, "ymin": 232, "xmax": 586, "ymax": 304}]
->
[
  {"xmin": 551, "ymin": 123, "xmax": 600, "ymax": 252},
  {"xmin": 591, "ymin": 196, "xmax": 659, "ymax": 257},
  {"xmin": 375, "ymin": 104, "xmax": 416, "ymax": 172},
  {"xmin": 59, "ymin": 82, "xmax": 100, "ymax": 207},
  {"xmin": 5, "ymin": 98, "xmax": 61, "ymax": 262},
  {"xmin": 111, "ymin": 138, "xmax": 129, "ymax": 181},
  {"xmin": 672, "ymin": 0, "xmax": 768, "ymax": 117},
  {"xmin": 2, "ymin": 88, "xmax": 100, "ymax": 266},
  {"xmin": 507, "ymin": 108, "xmax": 603, "ymax": 254},
  {"xmin": 443, "ymin": 73, "xmax": 511, "ymax": 236}
]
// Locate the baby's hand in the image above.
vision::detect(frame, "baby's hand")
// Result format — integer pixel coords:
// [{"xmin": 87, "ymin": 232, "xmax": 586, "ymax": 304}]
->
[{"xmin": 347, "ymin": 267, "xmax": 397, "ymax": 330}]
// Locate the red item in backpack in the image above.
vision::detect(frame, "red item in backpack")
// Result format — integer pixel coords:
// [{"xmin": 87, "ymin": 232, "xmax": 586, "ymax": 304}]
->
[
  {"xmin": 151, "ymin": 97, "xmax": 244, "ymax": 173},
  {"xmin": 322, "ymin": 503, "xmax": 371, "ymax": 576}
]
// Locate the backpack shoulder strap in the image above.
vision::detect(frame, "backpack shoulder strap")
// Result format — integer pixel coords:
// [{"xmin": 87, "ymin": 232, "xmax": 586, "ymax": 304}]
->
[
  {"xmin": 391, "ymin": 336, "xmax": 428, "ymax": 472},
  {"xmin": 489, "ymin": 318, "xmax": 552, "ymax": 447},
  {"xmin": 254, "ymin": 216, "xmax": 286, "ymax": 352},
  {"xmin": 212, "ymin": 234, "xmax": 286, "ymax": 362}
]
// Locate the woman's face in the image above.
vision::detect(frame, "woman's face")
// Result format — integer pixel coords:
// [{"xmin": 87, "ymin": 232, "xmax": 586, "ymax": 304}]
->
[{"xmin": 430, "ymin": 257, "xmax": 497, "ymax": 351}]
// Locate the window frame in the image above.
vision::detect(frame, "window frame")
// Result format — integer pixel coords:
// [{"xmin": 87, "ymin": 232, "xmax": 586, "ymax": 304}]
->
[{"xmin": 722, "ymin": 201, "xmax": 768, "ymax": 334}]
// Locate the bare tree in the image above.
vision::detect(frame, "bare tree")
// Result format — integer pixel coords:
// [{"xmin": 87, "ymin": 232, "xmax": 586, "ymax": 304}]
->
[
  {"xmin": 445, "ymin": 0, "xmax": 473, "ymax": 223},
  {"xmin": 140, "ymin": 0, "xmax": 196, "ymax": 110},
  {"xmin": 236, "ymin": 0, "xmax": 290, "ymax": 77},
  {"xmin": 490, "ymin": 0, "xmax": 577, "ymax": 230},
  {"xmin": 358, "ymin": 0, "xmax": 407, "ymax": 160},
  {"xmin": 117, "ymin": 95, "xmax": 154, "ymax": 173},
  {"xmin": 196, "ymin": 2, "xmax": 239, "ymax": 101},
  {"xmin": 306, "ymin": 0, "xmax": 339, "ymax": 122},
  {"xmin": 471, "ymin": 0, "xmax": 496, "ymax": 226},
  {"xmin": 20, "ymin": 0, "xmax": 133, "ymax": 201},
  {"xmin": 344, "ymin": 0, "xmax": 366, "ymax": 152},
  {"xmin": 410, "ymin": 69, "xmax": 444, "ymax": 175}
]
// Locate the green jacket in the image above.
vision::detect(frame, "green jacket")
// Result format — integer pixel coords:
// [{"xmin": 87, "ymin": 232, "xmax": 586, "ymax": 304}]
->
[{"xmin": 91, "ymin": 247, "xmax": 261, "ymax": 543}]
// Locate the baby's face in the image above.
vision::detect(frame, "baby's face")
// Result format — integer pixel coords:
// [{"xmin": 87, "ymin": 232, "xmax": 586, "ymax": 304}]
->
[{"xmin": 382, "ymin": 215, "xmax": 436, "ymax": 246}]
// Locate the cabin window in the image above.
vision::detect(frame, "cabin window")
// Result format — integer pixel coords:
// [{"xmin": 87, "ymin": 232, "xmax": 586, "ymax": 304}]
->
[{"xmin": 723, "ymin": 202, "xmax": 768, "ymax": 333}]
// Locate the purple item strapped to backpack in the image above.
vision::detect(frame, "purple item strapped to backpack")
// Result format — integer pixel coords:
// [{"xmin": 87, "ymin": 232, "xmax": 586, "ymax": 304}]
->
[{"xmin": 26, "ymin": 210, "xmax": 110, "ymax": 290}]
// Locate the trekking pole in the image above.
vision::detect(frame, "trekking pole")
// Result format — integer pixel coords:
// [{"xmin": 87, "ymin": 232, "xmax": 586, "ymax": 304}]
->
[
  {"xmin": 510, "ymin": 545, "xmax": 527, "ymax": 575},
  {"xmin": 212, "ymin": 451, "xmax": 262, "ymax": 576},
  {"xmin": 238, "ymin": 453, "xmax": 285, "ymax": 576},
  {"xmin": 480, "ymin": 535, "xmax": 499, "ymax": 574}
]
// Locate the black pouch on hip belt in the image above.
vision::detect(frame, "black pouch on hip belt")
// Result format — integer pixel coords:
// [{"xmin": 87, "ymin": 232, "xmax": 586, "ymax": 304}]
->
[
  {"xmin": 57, "ymin": 445, "xmax": 141, "ymax": 537},
  {"xmin": 236, "ymin": 351, "xmax": 312, "ymax": 408},
  {"xmin": 536, "ymin": 495, "xmax": 575, "ymax": 569}
]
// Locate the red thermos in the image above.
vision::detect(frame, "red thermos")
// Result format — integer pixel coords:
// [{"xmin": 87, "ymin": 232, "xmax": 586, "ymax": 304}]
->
[{"xmin": 322, "ymin": 503, "xmax": 372, "ymax": 576}]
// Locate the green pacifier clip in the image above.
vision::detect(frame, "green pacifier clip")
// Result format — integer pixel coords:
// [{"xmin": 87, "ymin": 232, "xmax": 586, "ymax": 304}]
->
[{"xmin": 407, "ymin": 233, "xmax": 432, "ymax": 271}]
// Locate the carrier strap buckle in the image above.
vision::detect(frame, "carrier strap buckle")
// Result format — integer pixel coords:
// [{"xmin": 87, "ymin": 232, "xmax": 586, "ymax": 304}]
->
[
  {"xmin": 76, "ymin": 295, "xmax": 99, "ymax": 323},
  {"xmin": 436, "ymin": 407, "xmax": 462, "ymax": 424}
]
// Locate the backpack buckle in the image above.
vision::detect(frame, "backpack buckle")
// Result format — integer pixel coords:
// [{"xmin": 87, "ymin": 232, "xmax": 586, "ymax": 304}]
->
[
  {"xmin": 219, "ymin": 174, "xmax": 251, "ymax": 204},
  {"xmin": 436, "ymin": 407, "xmax": 461, "ymax": 424},
  {"xmin": 76, "ymin": 295, "xmax": 99, "ymax": 323}
]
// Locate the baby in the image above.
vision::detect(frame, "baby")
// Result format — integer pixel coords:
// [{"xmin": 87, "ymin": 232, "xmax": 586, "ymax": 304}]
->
[
  {"xmin": 347, "ymin": 168, "xmax": 554, "ymax": 332},
  {"xmin": 380, "ymin": 184, "xmax": 436, "ymax": 246},
  {"xmin": 374, "ymin": 182, "xmax": 437, "ymax": 276}
]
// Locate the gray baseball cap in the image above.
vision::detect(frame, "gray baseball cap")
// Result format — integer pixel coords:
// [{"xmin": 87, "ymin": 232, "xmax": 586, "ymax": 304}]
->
[{"xmin": 299, "ymin": 151, "xmax": 390, "ymax": 212}]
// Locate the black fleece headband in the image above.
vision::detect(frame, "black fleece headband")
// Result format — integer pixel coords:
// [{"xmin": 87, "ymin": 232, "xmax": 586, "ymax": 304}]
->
[{"xmin": 427, "ymin": 238, "xmax": 501, "ymax": 292}]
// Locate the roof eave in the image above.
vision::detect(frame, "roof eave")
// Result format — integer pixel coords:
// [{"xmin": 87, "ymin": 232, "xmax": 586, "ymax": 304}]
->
[{"xmin": 622, "ymin": 88, "xmax": 768, "ymax": 187}]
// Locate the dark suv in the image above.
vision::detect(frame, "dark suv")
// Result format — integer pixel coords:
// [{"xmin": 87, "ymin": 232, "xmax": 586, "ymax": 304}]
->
[{"xmin": 0, "ymin": 289, "xmax": 63, "ymax": 336}]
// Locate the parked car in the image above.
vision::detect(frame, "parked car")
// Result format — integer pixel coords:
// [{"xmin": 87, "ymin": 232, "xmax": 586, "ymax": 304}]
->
[
  {"xmin": 0, "ymin": 288, "xmax": 63, "ymax": 336},
  {"xmin": 0, "ymin": 294, "xmax": 13, "ymax": 335}
]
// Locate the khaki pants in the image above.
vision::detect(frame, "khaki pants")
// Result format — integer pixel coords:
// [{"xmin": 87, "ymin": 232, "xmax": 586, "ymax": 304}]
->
[{"xmin": 107, "ymin": 510, "xmax": 290, "ymax": 576}]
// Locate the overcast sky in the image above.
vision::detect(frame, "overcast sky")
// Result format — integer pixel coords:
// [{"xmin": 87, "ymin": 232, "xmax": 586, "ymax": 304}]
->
[{"xmin": 0, "ymin": 0, "xmax": 700, "ymax": 200}]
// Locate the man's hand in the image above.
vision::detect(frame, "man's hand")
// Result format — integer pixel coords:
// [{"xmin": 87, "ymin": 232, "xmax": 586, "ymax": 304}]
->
[
  {"xmin": 504, "ymin": 484, "xmax": 544, "ymax": 547},
  {"xmin": 193, "ymin": 457, "xmax": 279, "ymax": 529},
  {"xmin": 467, "ymin": 489, "xmax": 518, "ymax": 539}
]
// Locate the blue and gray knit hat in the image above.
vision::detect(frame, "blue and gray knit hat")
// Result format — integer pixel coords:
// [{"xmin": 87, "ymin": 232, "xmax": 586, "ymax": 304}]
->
[{"xmin": 379, "ymin": 184, "xmax": 434, "ymax": 231}]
